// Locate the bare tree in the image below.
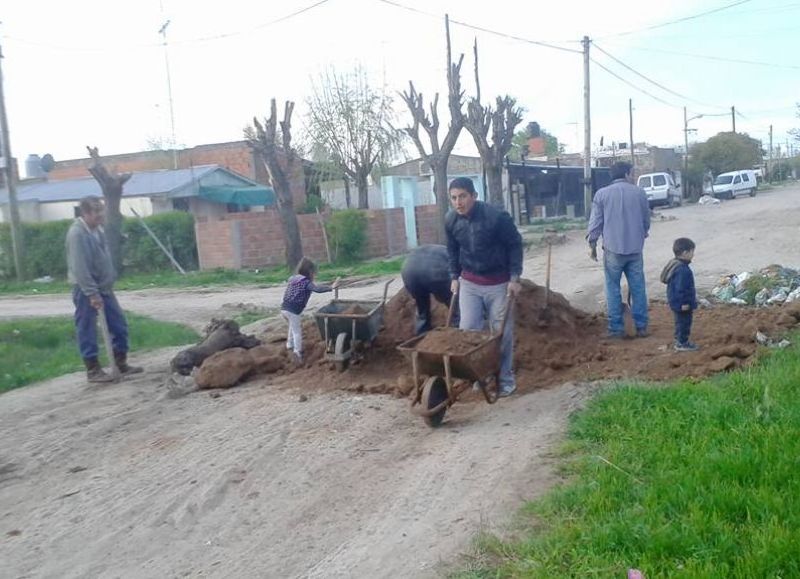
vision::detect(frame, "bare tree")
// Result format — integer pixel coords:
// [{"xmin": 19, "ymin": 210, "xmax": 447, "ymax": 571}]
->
[
  {"xmin": 306, "ymin": 66, "xmax": 403, "ymax": 209},
  {"xmin": 400, "ymin": 15, "xmax": 465, "ymax": 241},
  {"xmin": 465, "ymin": 40, "xmax": 524, "ymax": 208},
  {"xmin": 86, "ymin": 146, "xmax": 131, "ymax": 273},
  {"xmin": 246, "ymin": 99, "xmax": 304, "ymax": 269}
]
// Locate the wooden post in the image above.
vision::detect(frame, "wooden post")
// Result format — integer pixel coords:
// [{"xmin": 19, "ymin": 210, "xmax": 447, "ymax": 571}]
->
[{"xmin": 316, "ymin": 207, "xmax": 332, "ymax": 263}]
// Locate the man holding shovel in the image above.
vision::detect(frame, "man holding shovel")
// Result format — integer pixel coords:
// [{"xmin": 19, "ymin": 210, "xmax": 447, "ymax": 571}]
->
[
  {"xmin": 446, "ymin": 177, "xmax": 523, "ymax": 398},
  {"xmin": 66, "ymin": 196, "xmax": 142, "ymax": 383},
  {"xmin": 587, "ymin": 161, "xmax": 651, "ymax": 339}
]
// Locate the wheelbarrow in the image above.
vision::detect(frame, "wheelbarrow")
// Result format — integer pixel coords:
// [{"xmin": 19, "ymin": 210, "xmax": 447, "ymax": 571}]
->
[
  {"xmin": 397, "ymin": 295, "xmax": 515, "ymax": 427},
  {"xmin": 313, "ymin": 279, "xmax": 394, "ymax": 372}
]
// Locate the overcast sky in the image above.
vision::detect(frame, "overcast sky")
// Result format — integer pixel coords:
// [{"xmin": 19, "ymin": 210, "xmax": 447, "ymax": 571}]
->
[{"xmin": 1, "ymin": 0, "xmax": 797, "ymax": 172}]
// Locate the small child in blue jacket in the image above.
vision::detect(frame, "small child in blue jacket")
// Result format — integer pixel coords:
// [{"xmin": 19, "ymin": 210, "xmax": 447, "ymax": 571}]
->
[
  {"xmin": 660, "ymin": 237, "xmax": 698, "ymax": 351},
  {"xmin": 281, "ymin": 257, "xmax": 337, "ymax": 362}
]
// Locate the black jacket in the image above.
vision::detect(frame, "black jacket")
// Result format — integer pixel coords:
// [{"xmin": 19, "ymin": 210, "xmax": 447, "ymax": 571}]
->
[{"xmin": 445, "ymin": 202, "xmax": 523, "ymax": 281}]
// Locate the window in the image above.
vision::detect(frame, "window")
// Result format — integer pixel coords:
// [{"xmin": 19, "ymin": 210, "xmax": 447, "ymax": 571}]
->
[
  {"xmin": 714, "ymin": 175, "xmax": 734, "ymax": 185},
  {"xmin": 172, "ymin": 198, "xmax": 190, "ymax": 212},
  {"xmin": 638, "ymin": 176, "xmax": 652, "ymax": 188},
  {"xmin": 653, "ymin": 175, "xmax": 667, "ymax": 187},
  {"xmin": 734, "ymin": 176, "xmax": 741, "ymax": 184},
  {"xmin": 741, "ymin": 173, "xmax": 749, "ymax": 182}
]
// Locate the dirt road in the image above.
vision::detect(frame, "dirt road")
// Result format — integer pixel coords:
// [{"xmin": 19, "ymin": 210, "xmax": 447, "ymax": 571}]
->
[
  {"xmin": 1, "ymin": 185, "xmax": 798, "ymax": 578},
  {"xmin": 0, "ymin": 347, "xmax": 590, "ymax": 578}
]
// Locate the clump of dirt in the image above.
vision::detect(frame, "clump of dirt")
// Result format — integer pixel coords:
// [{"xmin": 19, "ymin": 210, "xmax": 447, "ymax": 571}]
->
[
  {"xmin": 340, "ymin": 304, "xmax": 369, "ymax": 315},
  {"xmin": 248, "ymin": 281, "xmax": 800, "ymax": 399},
  {"xmin": 414, "ymin": 328, "xmax": 490, "ymax": 355}
]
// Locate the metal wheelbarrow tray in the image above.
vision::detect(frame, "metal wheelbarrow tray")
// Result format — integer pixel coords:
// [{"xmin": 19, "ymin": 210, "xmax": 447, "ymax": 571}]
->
[{"xmin": 313, "ymin": 279, "xmax": 393, "ymax": 371}]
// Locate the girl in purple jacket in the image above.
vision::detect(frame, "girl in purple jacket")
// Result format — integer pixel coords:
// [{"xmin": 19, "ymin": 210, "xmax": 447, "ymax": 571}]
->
[{"xmin": 281, "ymin": 257, "xmax": 337, "ymax": 362}]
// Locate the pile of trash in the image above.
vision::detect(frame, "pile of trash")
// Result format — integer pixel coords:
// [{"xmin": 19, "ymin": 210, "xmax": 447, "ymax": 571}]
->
[{"xmin": 711, "ymin": 265, "xmax": 800, "ymax": 306}]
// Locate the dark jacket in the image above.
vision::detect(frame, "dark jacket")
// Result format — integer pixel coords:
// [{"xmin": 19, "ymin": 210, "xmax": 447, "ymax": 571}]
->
[
  {"xmin": 661, "ymin": 258, "xmax": 697, "ymax": 312},
  {"xmin": 445, "ymin": 202, "xmax": 523, "ymax": 281},
  {"xmin": 401, "ymin": 244, "xmax": 451, "ymax": 292}
]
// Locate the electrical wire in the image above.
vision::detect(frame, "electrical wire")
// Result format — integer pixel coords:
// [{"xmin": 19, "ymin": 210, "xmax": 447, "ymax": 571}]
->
[
  {"xmin": 593, "ymin": 43, "xmax": 728, "ymax": 110},
  {"xmin": 598, "ymin": 0, "xmax": 753, "ymax": 39},
  {"xmin": 3, "ymin": 0, "xmax": 332, "ymax": 52},
  {"xmin": 374, "ymin": 0, "xmax": 583, "ymax": 53},
  {"xmin": 590, "ymin": 58, "xmax": 682, "ymax": 108},
  {"xmin": 599, "ymin": 45, "xmax": 800, "ymax": 71}
]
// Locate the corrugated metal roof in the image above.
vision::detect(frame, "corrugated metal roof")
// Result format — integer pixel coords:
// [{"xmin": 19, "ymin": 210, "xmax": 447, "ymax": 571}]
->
[{"xmin": 0, "ymin": 165, "xmax": 258, "ymax": 204}]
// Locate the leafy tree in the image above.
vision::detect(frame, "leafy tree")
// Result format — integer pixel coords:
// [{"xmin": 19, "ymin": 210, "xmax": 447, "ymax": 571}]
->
[
  {"xmin": 691, "ymin": 132, "xmax": 762, "ymax": 176},
  {"xmin": 508, "ymin": 128, "xmax": 563, "ymax": 161}
]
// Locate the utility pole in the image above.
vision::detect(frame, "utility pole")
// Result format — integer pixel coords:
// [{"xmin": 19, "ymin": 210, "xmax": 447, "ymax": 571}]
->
[
  {"xmin": 731, "ymin": 106, "xmax": 736, "ymax": 133},
  {"xmin": 769, "ymin": 124, "xmax": 773, "ymax": 183},
  {"xmin": 629, "ymin": 98, "xmax": 635, "ymax": 168},
  {"xmin": 0, "ymin": 40, "xmax": 23, "ymax": 281},
  {"xmin": 582, "ymin": 36, "xmax": 592, "ymax": 220},
  {"xmin": 683, "ymin": 106, "xmax": 689, "ymax": 191},
  {"xmin": 158, "ymin": 18, "xmax": 178, "ymax": 170}
]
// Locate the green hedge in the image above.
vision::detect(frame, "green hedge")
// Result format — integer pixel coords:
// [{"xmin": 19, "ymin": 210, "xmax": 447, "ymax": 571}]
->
[
  {"xmin": 325, "ymin": 209, "xmax": 367, "ymax": 263},
  {"xmin": 0, "ymin": 211, "xmax": 198, "ymax": 280},
  {"xmin": 122, "ymin": 211, "xmax": 198, "ymax": 272}
]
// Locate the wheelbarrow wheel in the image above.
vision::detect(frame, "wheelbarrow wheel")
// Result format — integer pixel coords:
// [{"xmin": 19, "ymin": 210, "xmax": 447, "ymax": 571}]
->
[
  {"xmin": 421, "ymin": 376, "xmax": 448, "ymax": 428},
  {"xmin": 334, "ymin": 332, "xmax": 350, "ymax": 372}
]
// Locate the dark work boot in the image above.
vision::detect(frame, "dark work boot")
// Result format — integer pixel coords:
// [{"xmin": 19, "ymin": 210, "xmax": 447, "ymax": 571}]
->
[
  {"xmin": 114, "ymin": 352, "xmax": 144, "ymax": 375},
  {"xmin": 84, "ymin": 358, "xmax": 114, "ymax": 383}
]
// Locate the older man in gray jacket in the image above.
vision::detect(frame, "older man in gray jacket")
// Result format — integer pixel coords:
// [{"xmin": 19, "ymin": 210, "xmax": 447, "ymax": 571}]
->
[{"xmin": 67, "ymin": 196, "xmax": 142, "ymax": 382}]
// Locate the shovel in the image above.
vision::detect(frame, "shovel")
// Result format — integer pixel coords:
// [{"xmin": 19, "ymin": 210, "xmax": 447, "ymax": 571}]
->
[
  {"xmin": 622, "ymin": 284, "xmax": 636, "ymax": 338},
  {"xmin": 98, "ymin": 307, "xmax": 122, "ymax": 382},
  {"xmin": 540, "ymin": 228, "xmax": 557, "ymax": 322}
]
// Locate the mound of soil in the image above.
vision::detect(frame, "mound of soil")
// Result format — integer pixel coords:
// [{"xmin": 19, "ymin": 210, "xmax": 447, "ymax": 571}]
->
[
  {"xmin": 250, "ymin": 280, "xmax": 800, "ymax": 399},
  {"xmin": 340, "ymin": 304, "xmax": 369, "ymax": 315},
  {"xmin": 414, "ymin": 328, "xmax": 490, "ymax": 355}
]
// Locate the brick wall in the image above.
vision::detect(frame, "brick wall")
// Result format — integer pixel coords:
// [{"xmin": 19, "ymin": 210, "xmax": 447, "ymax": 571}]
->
[
  {"xmin": 46, "ymin": 141, "xmax": 307, "ymax": 207},
  {"xmin": 414, "ymin": 204, "xmax": 442, "ymax": 245},
  {"xmin": 195, "ymin": 208, "xmax": 407, "ymax": 270}
]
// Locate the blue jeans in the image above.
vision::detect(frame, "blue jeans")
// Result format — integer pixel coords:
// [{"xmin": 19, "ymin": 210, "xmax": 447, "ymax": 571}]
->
[
  {"xmin": 458, "ymin": 279, "xmax": 515, "ymax": 390},
  {"xmin": 72, "ymin": 287, "xmax": 129, "ymax": 361},
  {"xmin": 603, "ymin": 251, "xmax": 648, "ymax": 335},
  {"xmin": 673, "ymin": 311, "xmax": 693, "ymax": 345}
]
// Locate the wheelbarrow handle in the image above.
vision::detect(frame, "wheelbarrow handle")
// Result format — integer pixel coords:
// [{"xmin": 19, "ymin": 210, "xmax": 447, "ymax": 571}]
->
[
  {"xmin": 497, "ymin": 294, "xmax": 516, "ymax": 338},
  {"xmin": 381, "ymin": 278, "xmax": 394, "ymax": 306},
  {"xmin": 446, "ymin": 285, "xmax": 458, "ymax": 328}
]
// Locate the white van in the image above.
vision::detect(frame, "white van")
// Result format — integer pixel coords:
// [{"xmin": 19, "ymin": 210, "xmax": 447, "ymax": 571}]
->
[
  {"xmin": 637, "ymin": 172, "xmax": 682, "ymax": 208},
  {"xmin": 711, "ymin": 170, "xmax": 757, "ymax": 199}
]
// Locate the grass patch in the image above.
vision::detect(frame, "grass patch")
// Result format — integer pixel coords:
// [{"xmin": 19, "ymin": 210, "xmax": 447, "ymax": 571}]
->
[
  {"xmin": 455, "ymin": 338, "xmax": 800, "ymax": 578},
  {"xmin": 0, "ymin": 314, "xmax": 198, "ymax": 393},
  {"xmin": 0, "ymin": 257, "xmax": 405, "ymax": 296}
]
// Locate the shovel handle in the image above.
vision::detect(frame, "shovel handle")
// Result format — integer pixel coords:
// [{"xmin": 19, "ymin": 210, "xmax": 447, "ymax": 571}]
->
[
  {"xmin": 98, "ymin": 307, "xmax": 121, "ymax": 381},
  {"xmin": 498, "ymin": 294, "xmax": 516, "ymax": 337},
  {"xmin": 446, "ymin": 284, "xmax": 458, "ymax": 328}
]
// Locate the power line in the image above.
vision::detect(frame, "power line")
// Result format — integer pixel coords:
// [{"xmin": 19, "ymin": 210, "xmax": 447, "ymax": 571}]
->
[
  {"xmin": 593, "ymin": 43, "xmax": 727, "ymax": 110},
  {"xmin": 598, "ymin": 0, "xmax": 754, "ymax": 39},
  {"xmin": 3, "ymin": 0, "xmax": 332, "ymax": 52},
  {"xmin": 375, "ymin": 0, "xmax": 582, "ymax": 53},
  {"xmin": 601, "ymin": 45, "xmax": 800, "ymax": 71},
  {"xmin": 590, "ymin": 58, "xmax": 681, "ymax": 109}
]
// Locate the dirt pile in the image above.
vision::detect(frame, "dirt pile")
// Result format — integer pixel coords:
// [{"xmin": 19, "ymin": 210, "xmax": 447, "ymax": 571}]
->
[
  {"xmin": 414, "ymin": 328, "xmax": 490, "ymax": 355},
  {"xmin": 245, "ymin": 280, "xmax": 800, "ymax": 397},
  {"xmin": 340, "ymin": 304, "xmax": 369, "ymax": 315},
  {"xmin": 196, "ymin": 345, "xmax": 291, "ymax": 388}
]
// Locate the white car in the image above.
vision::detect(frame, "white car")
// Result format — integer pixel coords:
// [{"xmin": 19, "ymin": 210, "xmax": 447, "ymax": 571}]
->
[
  {"xmin": 637, "ymin": 172, "xmax": 682, "ymax": 208},
  {"xmin": 711, "ymin": 170, "xmax": 757, "ymax": 199}
]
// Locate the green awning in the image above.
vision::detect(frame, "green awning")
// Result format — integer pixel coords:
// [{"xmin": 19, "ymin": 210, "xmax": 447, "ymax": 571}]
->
[{"xmin": 198, "ymin": 185, "xmax": 276, "ymax": 206}]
